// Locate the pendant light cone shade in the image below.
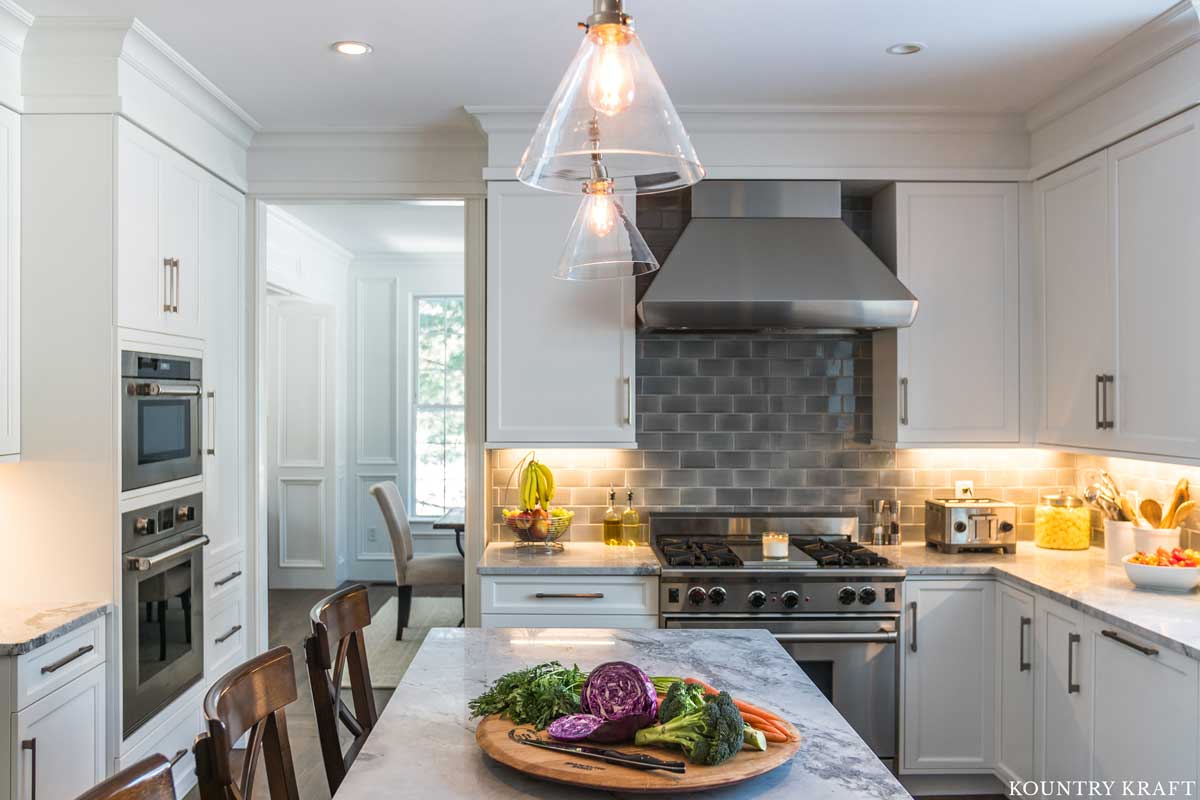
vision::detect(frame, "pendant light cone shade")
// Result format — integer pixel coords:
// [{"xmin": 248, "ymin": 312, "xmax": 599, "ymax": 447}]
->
[
  {"xmin": 555, "ymin": 190, "xmax": 660, "ymax": 279},
  {"xmin": 519, "ymin": 24, "xmax": 704, "ymax": 195}
]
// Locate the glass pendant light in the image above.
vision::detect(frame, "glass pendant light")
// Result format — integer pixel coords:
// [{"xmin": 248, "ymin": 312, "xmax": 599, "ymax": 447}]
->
[
  {"xmin": 555, "ymin": 176, "xmax": 658, "ymax": 280},
  {"xmin": 519, "ymin": 0, "xmax": 704, "ymax": 195}
]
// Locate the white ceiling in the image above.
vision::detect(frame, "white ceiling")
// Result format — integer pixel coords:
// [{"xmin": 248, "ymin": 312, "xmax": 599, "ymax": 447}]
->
[
  {"xmin": 276, "ymin": 202, "xmax": 465, "ymax": 257},
  {"xmin": 17, "ymin": 0, "xmax": 1178, "ymax": 130}
]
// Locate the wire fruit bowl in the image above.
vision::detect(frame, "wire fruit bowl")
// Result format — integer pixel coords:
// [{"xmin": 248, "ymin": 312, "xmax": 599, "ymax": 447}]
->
[{"xmin": 502, "ymin": 509, "xmax": 574, "ymax": 551}]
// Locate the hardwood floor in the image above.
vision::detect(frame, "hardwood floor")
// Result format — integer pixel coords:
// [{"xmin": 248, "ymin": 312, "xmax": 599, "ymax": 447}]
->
[{"xmin": 183, "ymin": 583, "xmax": 455, "ymax": 799}]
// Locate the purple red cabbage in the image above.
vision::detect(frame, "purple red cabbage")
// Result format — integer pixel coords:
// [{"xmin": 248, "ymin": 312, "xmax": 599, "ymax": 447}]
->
[
  {"xmin": 578, "ymin": 661, "xmax": 659, "ymax": 743},
  {"xmin": 548, "ymin": 714, "xmax": 606, "ymax": 742}
]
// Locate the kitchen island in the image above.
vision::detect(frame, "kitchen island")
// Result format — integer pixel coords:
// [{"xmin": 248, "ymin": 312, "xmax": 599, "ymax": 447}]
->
[{"xmin": 333, "ymin": 627, "xmax": 910, "ymax": 799}]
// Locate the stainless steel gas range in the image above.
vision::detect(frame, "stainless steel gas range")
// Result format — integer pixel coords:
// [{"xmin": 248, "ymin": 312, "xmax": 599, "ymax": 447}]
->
[{"xmin": 651, "ymin": 512, "xmax": 905, "ymax": 767}]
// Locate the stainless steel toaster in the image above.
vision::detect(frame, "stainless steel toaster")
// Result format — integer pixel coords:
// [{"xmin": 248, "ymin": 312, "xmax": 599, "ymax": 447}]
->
[{"xmin": 924, "ymin": 498, "xmax": 1017, "ymax": 554}]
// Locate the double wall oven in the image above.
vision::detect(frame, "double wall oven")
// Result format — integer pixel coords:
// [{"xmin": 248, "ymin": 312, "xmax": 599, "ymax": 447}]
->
[
  {"xmin": 121, "ymin": 493, "xmax": 207, "ymax": 737},
  {"xmin": 121, "ymin": 350, "xmax": 203, "ymax": 492},
  {"xmin": 653, "ymin": 513, "xmax": 905, "ymax": 766}
]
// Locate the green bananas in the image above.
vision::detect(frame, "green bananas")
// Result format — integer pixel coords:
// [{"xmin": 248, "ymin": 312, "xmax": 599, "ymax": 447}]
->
[{"xmin": 519, "ymin": 459, "xmax": 557, "ymax": 511}]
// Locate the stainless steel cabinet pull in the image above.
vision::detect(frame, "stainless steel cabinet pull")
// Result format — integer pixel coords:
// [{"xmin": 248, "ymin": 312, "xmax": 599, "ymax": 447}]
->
[
  {"xmin": 21, "ymin": 739, "xmax": 35, "ymax": 800},
  {"xmin": 1101, "ymin": 628, "xmax": 1158, "ymax": 656},
  {"xmin": 899, "ymin": 378, "xmax": 909, "ymax": 426},
  {"xmin": 215, "ymin": 570, "xmax": 242, "ymax": 588},
  {"xmin": 127, "ymin": 535, "xmax": 209, "ymax": 571},
  {"xmin": 908, "ymin": 601, "xmax": 917, "ymax": 652},
  {"xmin": 206, "ymin": 390, "xmax": 216, "ymax": 455},
  {"xmin": 1101, "ymin": 374, "xmax": 1114, "ymax": 429},
  {"xmin": 1067, "ymin": 632, "xmax": 1081, "ymax": 693},
  {"xmin": 1019, "ymin": 616, "xmax": 1031, "ymax": 672},
  {"xmin": 40, "ymin": 644, "xmax": 94, "ymax": 674},
  {"xmin": 1095, "ymin": 375, "xmax": 1103, "ymax": 429},
  {"xmin": 170, "ymin": 749, "xmax": 187, "ymax": 767},
  {"xmin": 163, "ymin": 258, "xmax": 174, "ymax": 312},
  {"xmin": 215, "ymin": 624, "xmax": 242, "ymax": 644},
  {"xmin": 624, "ymin": 376, "xmax": 634, "ymax": 425},
  {"xmin": 534, "ymin": 593, "xmax": 605, "ymax": 599},
  {"xmin": 172, "ymin": 258, "xmax": 181, "ymax": 313}
]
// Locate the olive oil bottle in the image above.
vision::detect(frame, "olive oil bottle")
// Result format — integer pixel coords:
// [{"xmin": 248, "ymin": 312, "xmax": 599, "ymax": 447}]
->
[
  {"xmin": 603, "ymin": 486, "xmax": 622, "ymax": 546},
  {"xmin": 621, "ymin": 488, "xmax": 640, "ymax": 547}
]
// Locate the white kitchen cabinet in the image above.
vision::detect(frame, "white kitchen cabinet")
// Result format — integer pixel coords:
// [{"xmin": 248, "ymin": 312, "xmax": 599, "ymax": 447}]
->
[
  {"xmin": 117, "ymin": 119, "xmax": 204, "ymax": 340},
  {"xmin": 479, "ymin": 574, "xmax": 657, "ymax": 628},
  {"xmin": 0, "ymin": 107, "xmax": 17, "ymax": 459},
  {"xmin": 1035, "ymin": 596, "xmax": 1090, "ymax": 785},
  {"xmin": 486, "ymin": 182, "xmax": 636, "ymax": 447},
  {"xmin": 872, "ymin": 183, "xmax": 1020, "ymax": 447},
  {"xmin": 1035, "ymin": 152, "xmax": 1114, "ymax": 451},
  {"xmin": 995, "ymin": 583, "xmax": 1034, "ymax": 785},
  {"xmin": 902, "ymin": 579, "xmax": 996, "ymax": 772},
  {"xmin": 12, "ymin": 663, "xmax": 106, "ymax": 800},
  {"xmin": 202, "ymin": 179, "xmax": 246, "ymax": 565},
  {"xmin": 1088, "ymin": 620, "xmax": 1198, "ymax": 786}
]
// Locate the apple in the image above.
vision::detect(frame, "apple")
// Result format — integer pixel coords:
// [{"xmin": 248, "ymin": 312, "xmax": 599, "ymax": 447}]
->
[
  {"xmin": 529, "ymin": 507, "xmax": 551, "ymax": 540},
  {"xmin": 513, "ymin": 511, "xmax": 533, "ymax": 531}
]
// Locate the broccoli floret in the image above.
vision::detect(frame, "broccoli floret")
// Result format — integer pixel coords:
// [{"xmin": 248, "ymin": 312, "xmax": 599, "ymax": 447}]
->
[
  {"xmin": 742, "ymin": 724, "xmax": 767, "ymax": 751},
  {"xmin": 658, "ymin": 681, "xmax": 707, "ymax": 723},
  {"xmin": 634, "ymin": 691, "xmax": 745, "ymax": 765}
]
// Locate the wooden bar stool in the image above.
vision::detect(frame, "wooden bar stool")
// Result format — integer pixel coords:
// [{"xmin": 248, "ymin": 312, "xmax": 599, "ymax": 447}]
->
[
  {"xmin": 76, "ymin": 753, "xmax": 178, "ymax": 800},
  {"xmin": 193, "ymin": 646, "xmax": 300, "ymax": 800},
  {"xmin": 303, "ymin": 584, "xmax": 379, "ymax": 794}
]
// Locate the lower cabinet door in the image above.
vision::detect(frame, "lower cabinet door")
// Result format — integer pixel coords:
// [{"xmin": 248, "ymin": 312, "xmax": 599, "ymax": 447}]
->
[
  {"xmin": 1036, "ymin": 598, "xmax": 1090, "ymax": 784},
  {"xmin": 902, "ymin": 579, "xmax": 996, "ymax": 771},
  {"xmin": 1089, "ymin": 622, "xmax": 1198, "ymax": 786},
  {"xmin": 996, "ymin": 584, "xmax": 1034, "ymax": 784},
  {"xmin": 13, "ymin": 663, "xmax": 106, "ymax": 800}
]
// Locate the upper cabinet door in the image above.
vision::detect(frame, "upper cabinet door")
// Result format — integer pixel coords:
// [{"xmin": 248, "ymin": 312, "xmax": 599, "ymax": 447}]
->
[
  {"xmin": 0, "ymin": 106, "xmax": 18, "ymax": 457},
  {"xmin": 893, "ymin": 183, "xmax": 1020, "ymax": 444},
  {"xmin": 1035, "ymin": 152, "xmax": 1114, "ymax": 451},
  {"xmin": 1108, "ymin": 109, "xmax": 1200, "ymax": 459},
  {"xmin": 486, "ymin": 182, "xmax": 636, "ymax": 446},
  {"xmin": 160, "ymin": 154, "xmax": 203, "ymax": 339}
]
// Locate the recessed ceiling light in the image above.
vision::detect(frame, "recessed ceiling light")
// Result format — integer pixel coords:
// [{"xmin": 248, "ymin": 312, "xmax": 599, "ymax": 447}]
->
[
  {"xmin": 887, "ymin": 42, "xmax": 925, "ymax": 55},
  {"xmin": 332, "ymin": 41, "xmax": 372, "ymax": 56}
]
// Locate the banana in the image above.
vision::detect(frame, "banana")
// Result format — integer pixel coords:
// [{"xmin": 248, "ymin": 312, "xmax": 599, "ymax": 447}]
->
[
  {"xmin": 535, "ymin": 461, "xmax": 556, "ymax": 503},
  {"xmin": 520, "ymin": 464, "xmax": 536, "ymax": 511},
  {"xmin": 533, "ymin": 465, "xmax": 548, "ymax": 510}
]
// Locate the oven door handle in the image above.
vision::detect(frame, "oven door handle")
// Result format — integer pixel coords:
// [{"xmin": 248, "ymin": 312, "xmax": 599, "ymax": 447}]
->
[
  {"xmin": 144, "ymin": 384, "xmax": 202, "ymax": 397},
  {"xmin": 127, "ymin": 535, "xmax": 209, "ymax": 571},
  {"xmin": 772, "ymin": 631, "xmax": 898, "ymax": 644}
]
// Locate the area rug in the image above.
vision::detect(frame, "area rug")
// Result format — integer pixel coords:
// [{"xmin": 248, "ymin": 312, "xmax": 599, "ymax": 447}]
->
[{"xmin": 341, "ymin": 594, "xmax": 462, "ymax": 689}]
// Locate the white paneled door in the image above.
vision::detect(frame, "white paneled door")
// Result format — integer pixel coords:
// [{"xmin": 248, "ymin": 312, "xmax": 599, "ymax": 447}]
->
[{"xmin": 267, "ymin": 299, "xmax": 338, "ymax": 589}]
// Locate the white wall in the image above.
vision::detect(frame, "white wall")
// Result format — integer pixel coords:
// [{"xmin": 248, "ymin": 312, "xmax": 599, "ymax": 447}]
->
[
  {"xmin": 263, "ymin": 206, "xmax": 352, "ymax": 586},
  {"xmin": 347, "ymin": 254, "xmax": 464, "ymax": 583}
]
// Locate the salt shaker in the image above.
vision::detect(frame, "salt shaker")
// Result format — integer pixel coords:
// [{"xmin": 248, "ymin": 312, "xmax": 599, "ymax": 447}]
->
[
  {"xmin": 887, "ymin": 500, "xmax": 903, "ymax": 546},
  {"xmin": 871, "ymin": 499, "xmax": 887, "ymax": 546}
]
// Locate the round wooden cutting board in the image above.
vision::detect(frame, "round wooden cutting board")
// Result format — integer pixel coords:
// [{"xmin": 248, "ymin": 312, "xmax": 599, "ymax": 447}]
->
[{"xmin": 475, "ymin": 716, "xmax": 803, "ymax": 794}]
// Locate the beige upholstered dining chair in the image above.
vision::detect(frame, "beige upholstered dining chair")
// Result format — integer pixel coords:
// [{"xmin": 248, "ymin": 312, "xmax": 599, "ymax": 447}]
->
[{"xmin": 369, "ymin": 482, "xmax": 465, "ymax": 639}]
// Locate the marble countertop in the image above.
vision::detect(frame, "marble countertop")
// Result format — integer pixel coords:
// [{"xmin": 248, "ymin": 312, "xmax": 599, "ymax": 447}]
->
[
  {"xmin": 880, "ymin": 542, "xmax": 1200, "ymax": 659},
  {"xmin": 479, "ymin": 542, "xmax": 661, "ymax": 575},
  {"xmin": 334, "ymin": 627, "xmax": 909, "ymax": 800},
  {"xmin": 0, "ymin": 600, "xmax": 111, "ymax": 656}
]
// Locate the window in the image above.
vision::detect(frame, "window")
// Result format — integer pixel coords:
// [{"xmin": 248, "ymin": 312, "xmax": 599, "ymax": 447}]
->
[{"xmin": 411, "ymin": 296, "xmax": 466, "ymax": 518}]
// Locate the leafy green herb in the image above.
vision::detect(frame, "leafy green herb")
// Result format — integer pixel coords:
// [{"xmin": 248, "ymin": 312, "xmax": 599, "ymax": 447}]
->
[{"xmin": 468, "ymin": 661, "xmax": 588, "ymax": 730}]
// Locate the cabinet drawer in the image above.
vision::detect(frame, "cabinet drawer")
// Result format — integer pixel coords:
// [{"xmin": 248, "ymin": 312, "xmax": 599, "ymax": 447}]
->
[
  {"xmin": 206, "ymin": 550, "xmax": 245, "ymax": 606},
  {"xmin": 482, "ymin": 613, "xmax": 658, "ymax": 629},
  {"xmin": 482, "ymin": 576, "xmax": 658, "ymax": 616},
  {"xmin": 119, "ymin": 695, "xmax": 202, "ymax": 799},
  {"xmin": 205, "ymin": 594, "xmax": 245, "ymax": 683},
  {"xmin": 16, "ymin": 616, "xmax": 106, "ymax": 711}
]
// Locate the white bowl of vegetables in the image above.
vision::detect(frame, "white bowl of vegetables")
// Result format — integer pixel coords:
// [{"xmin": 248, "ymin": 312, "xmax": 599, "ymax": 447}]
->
[{"xmin": 1123, "ymin": 548, "xmax": 1200, "ymax": 593}]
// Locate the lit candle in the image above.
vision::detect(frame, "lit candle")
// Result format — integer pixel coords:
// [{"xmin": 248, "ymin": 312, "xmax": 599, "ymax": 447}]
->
[{"xmin": 762, "ymin": 532, "xmax": 789, "ymax": 559}]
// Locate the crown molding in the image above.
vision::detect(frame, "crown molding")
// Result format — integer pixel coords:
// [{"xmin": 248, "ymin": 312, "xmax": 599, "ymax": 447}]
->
[
  {"xmin": 0, "ymin": 0, "xmax": 29, "ymax": 57},
  {"xmin": 251, "ymin": 127, "xmax": 484, "ymax": 152},
  {"xmin": 1026, "ymin": 0, "xmax": 1200, "ymax": 133}
]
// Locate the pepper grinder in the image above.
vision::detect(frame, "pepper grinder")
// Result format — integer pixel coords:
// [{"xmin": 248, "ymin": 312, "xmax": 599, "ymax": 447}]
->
[{"xmin": 887, "ymin": 500, "xmax": 903, "ymax": 546}]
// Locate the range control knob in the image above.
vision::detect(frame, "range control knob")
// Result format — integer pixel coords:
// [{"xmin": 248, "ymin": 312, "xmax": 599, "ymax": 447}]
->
[
  {"xmin": 838, "ymin": 586, "xmax": 858, "ymax": 605},
  {"xmin": 954, "ymin": 521, "xmax": 968, "ymax": 533},
  {"xmin": 999, "ymin": 521, "xmax": 1014, "ymax": 533},
  {"xmin": 859, "ymin": 586, "xmax": 877, "ymax": 606},
  {"xmin": 747, "ymin": 590, "xmax": 767, "ymax": 609},
  {"xmin": 781, "ymin": 590, "xmax": 801, "ymax": 609},
  {"xmin": 687, "ymin": 587, "xmax": 708, "ymax": 606},
  {"xmin": 708, "ymin": 587, "xmax": 727, "ymax": 606}
]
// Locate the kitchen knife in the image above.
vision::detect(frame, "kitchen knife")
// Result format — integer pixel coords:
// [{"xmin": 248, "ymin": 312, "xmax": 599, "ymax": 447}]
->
[{"xmin": 508, "ymin": 730, "xmax": 687, "ymax": 773}]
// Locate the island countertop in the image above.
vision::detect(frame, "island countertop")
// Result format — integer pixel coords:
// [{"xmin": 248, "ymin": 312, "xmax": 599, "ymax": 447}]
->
[
  {"xmin": 333, "ymin": 627, "xmax": 910, "ymax": 799},
  {"xmin": 0, "ymin": 600, "xmax": 111, "ymax": 656},
  {"xmin": 880, "ymin": 541, "xmax": 1200, "ymax": 660},
  {"xmin": 479, "ymin": 542, "xmax": 661, "ymax": 575}
]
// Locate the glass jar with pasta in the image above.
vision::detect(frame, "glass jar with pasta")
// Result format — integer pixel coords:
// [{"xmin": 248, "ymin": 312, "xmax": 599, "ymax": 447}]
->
[{"xmin": 1035, "ymin": 492, "xmax": 1091, "ymax": 550}]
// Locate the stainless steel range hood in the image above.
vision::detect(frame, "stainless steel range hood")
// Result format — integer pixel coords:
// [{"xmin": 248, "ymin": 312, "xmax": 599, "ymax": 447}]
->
[{"xmin": 637, "ymin": 181, "xmax": 918, "ymax": 332}]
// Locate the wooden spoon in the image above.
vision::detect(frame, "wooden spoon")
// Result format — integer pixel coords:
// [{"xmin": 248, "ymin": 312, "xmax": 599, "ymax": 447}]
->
[
  {"xmin": 1165, "ymin": 500, "xmax": 1196, "ymax": 530},
  {"xmin": 1140, "ymin": 498, "xmax": 1164, "ymax": 529},
  {"xmin": 1118, "ymin": 496, "xmax": 1139, "ymax": 524}
]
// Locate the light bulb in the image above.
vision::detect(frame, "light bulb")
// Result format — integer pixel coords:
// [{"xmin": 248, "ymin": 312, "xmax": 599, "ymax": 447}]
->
[
  {"xmin": 585, "ymin": 183, "xmax": 618, "ymax": 238},
  {"xmin": 586, "ymin": 25, "xmax": 636, "ymax": 117}
]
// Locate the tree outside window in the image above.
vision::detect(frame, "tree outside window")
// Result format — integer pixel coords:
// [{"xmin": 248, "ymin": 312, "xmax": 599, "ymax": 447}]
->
[{"xmin": 412, "ymin": 296, "xmax": 465, "ymax": 518}]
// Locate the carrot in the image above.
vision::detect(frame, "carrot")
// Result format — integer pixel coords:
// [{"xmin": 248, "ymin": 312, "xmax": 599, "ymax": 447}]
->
[
  {"xmin": 685, "ymin": 677, "xmax": 798, "ymax": 742},
  {"xmin": 741, "ymin": 713, "xmax": 788, "ymax": 740},
  {"xmin": 749, "ymin": 723, "xmax": 788, "ymax": 744}
]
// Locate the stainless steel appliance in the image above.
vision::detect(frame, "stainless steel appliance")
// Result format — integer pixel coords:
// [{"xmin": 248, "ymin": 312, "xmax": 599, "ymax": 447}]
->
[
  {"xmin": 924, "ymin": 498, "xmax": 1017, "ymax": 554},
  {"xmin": 652, "ymin": 512, "xmax": 905, "ymax": 765},
  {"xmin": 121, "ymin": 493, "xmax": 206, "ymax": 738},
  {"xmin": 121, "ymin": 350, "xmax": 203, "ymax": 492}
]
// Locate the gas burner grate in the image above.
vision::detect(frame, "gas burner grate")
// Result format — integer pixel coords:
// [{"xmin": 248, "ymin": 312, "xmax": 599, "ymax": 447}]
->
[
  {"xmin": 657, "ymin": 537, "xmax": 742, "ymax": 568},
  {"xmin": 798, "ymin": 540, "xmax": 890, "ymax": 568}
]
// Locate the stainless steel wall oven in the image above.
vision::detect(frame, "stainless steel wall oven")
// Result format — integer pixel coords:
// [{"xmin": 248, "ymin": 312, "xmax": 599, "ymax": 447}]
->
[{"xmin": 121, "ymin": 350, "xmax": 203, "ymax": 491}]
